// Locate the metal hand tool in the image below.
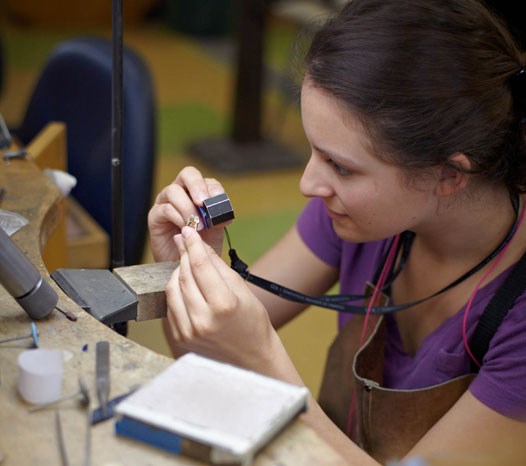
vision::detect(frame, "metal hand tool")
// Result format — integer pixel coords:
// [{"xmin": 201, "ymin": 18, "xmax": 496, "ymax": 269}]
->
[
  {"xmin": 95, "ymin": 341, "xmax": 110, "ymax": 418},
  {"xmin": 0, "ymin": 322, "xmax": 38, "ymax": 347},
  {"xmin": 90, "ymin": 386, "xmax": 138, "ymax": 425},
  {"xmin": 82, "ymin": 377, "xmax": 92, "ymax": 466},
  {"xmin": 0, "ymin": 223, "xmax": 58, "ymax": 320},
  {"xmin": 84, "ymin": 407, "xmax": 92, "ymax": 466},
  {"xmin": 29, "ymin": 377, "xmax": 89, "ymax": 412},
  {"xmin": 0, "ymin": 113, "xmax": 12, "ymax": 149},
  {"xmin": 55, "ymin": 409, "xmax": 70, "ymax": 466},
  {"xmin": 2, "ymin": 149, "xmax": 27, "ymax": 161}
]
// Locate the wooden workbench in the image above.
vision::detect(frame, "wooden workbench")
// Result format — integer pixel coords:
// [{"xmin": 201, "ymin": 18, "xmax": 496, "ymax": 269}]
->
[{"xmin": 0, "ymin": 128, "xmax": 346, "ymax": 465}]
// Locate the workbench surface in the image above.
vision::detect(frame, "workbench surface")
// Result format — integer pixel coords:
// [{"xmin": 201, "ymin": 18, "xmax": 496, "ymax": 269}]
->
[{"xmin": 0, "ymin": 133, "xmax": 345, "ymax": 466}]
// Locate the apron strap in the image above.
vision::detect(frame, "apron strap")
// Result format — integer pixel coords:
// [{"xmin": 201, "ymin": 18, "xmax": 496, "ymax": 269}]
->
[{"xmin": 470, "ymin": 250, "xmax": 526, "ymax": 371}]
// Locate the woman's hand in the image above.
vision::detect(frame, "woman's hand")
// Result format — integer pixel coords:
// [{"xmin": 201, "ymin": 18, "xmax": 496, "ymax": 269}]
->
[
  {"xmin": 165, "ymin": 225, "xmax": 280, "ymax": 371},
  {"xmin": 164, "ymin": 227, "xmax": 373, "ymax": 464},
  {"xmin": 147, "ymin": 166, "xmax": 230, "ymax": 262}
]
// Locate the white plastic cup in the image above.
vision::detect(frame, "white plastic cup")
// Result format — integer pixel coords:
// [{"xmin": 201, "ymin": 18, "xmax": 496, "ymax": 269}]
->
[{"xmin": 17, "ymin": 349, "xmax": 63, "ymax": 404}]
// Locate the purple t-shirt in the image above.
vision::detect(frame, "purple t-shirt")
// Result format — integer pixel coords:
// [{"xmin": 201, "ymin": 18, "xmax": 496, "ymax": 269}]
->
[{"xmin": 297, "ymin": 197, "xmax": 526, "ymax": 421}]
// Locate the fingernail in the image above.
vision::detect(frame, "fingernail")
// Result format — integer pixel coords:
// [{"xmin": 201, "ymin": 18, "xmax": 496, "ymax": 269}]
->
[{"xmin": 181, "ymin": 226, "xmax": 194, "ymax": 239}]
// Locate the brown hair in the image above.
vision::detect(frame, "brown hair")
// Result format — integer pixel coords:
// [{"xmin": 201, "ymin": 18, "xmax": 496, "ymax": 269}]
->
[{"xmin": 304, "ymin": 0, "xmax": 526, "ymax": 193}]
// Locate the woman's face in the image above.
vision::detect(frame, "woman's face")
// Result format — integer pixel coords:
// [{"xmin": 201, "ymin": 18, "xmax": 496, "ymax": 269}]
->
[{"xmin": 299, "ymin": 80, "xmax": 438, "ymax": 243}]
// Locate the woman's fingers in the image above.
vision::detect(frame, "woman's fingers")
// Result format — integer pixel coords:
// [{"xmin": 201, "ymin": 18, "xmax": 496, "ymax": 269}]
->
[
  {"xmin": 179, "ymin": 227, "xmax": 236, "ymax": 313},
  {"xmin": 149, "ymin": 166, "xmax": 232, "ymax": 264},
  {"xmin": 174, "ymin": 166, "xmax": 226, "ymax": 206},
  {"xmin": 166, "ymin": 227, "xmax": 239, "ymax": 342},
  {"xmin": 152, "ymin": 170, "xmax": 228, "ymax": 234},
  {"xmin": 153, "ymin": 182, "xmax": 202, "ymax": 229},
  {"xmin": 168, "ymin": 230, "xmax": 223, "ymax": 342},
  {"xmin": 165, "ymin": 248, "xmax": 205, "ymax": 342},
  {"xmin": 165, "ymin": 226, "xmax": 275, "ymax": 368},
  {"xmin": 164, "ymin": 267, "xmax": 183, "ymax": 342}
]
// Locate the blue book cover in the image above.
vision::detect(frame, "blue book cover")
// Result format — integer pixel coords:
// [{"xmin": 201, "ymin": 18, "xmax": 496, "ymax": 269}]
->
[{"xmin": 116, "ymin": 415, "xmax": 183, "ymax": 456}]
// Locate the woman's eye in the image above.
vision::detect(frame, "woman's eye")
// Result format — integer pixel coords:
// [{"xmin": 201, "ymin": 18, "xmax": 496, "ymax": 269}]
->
[{"xmin": 328, "ymin": 159, "xmax": 352, "ymax": 176}]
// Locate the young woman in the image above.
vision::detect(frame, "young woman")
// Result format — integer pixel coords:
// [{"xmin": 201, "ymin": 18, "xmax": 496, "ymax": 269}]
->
[{"xmin": 147, "ymin": 0, "xmax": 526, "ymax": 463}]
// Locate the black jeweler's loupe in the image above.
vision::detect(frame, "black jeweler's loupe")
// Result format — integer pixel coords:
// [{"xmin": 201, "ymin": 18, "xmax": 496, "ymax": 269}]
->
[{"xmin": 198, "ymin": 193, "xmax": 235, "ymax": 228}]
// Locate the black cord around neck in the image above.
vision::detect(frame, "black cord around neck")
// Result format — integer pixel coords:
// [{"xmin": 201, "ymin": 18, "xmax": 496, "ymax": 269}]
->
[{"xmin": 227, "ymin": 195, "xmax": 521, "ymax": 315}]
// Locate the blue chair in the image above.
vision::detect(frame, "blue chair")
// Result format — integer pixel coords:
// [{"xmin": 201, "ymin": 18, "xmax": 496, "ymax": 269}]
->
[{"xmin": 15, "ymin": 37, "xmax": 156, "ymax": 266}]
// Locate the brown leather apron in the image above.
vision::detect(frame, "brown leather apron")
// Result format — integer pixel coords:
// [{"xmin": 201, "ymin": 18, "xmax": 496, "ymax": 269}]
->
[{"xmin": 318, "ymin": 315, "xmax": 475, "ymax": 464}]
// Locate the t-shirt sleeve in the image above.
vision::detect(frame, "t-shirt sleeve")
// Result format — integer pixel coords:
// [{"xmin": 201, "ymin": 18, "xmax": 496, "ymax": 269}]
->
[
  {"xmin": 469, "ymin": 294, "xmax": 526, "ymax": 421},
  {"xmin": 296, "ymin": 197, "xmax": 342, "ymax": 268}
]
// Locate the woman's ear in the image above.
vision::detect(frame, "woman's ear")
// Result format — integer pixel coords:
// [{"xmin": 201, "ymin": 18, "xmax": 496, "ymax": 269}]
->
[{"xmin": 435, "ymin": 152, "xmax": 472, "ymax": 196}]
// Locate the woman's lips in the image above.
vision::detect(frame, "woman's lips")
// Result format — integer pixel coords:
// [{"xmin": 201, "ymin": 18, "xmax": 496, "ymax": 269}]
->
[{"xmin": 325, "ymin": 206, "xmax": 347, "ymax": 220}]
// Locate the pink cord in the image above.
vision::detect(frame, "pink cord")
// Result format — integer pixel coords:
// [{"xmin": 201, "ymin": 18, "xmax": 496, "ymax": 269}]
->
[
  {"xmin": 346, "ymin": 234, "xmax": 401, "ymax": 437},
  {"xmin": 359, "ymin": 234, "xmax": 401, "ymax": 344},
  {"xmin": 462, "ymin": 203, "xmax": 526, "ymax": 368}
]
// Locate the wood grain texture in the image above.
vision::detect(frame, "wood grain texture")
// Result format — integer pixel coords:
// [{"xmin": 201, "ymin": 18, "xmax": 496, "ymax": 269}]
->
[
  {"xmin": 113, "ymin": 261, "xmax": 178, "ymax": 321},
  {"xmin": 0, "ymin": 129, "xmax": 345, "ymax": 466}
]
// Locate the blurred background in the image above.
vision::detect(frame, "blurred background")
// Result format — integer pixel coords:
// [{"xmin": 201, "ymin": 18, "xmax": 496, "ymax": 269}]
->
[
  {"xmin": 0, "ymin": 0, "xmax": 343, "ymax": 396},
  {"xmin": 0, "ymin": 0, "xmax": 523, "ymax": 397}
]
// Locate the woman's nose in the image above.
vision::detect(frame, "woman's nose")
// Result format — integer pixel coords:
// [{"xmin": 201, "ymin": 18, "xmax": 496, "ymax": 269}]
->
[{"xmin": 299, "ymin": 156, "xmax": 333, "ymax": 198}]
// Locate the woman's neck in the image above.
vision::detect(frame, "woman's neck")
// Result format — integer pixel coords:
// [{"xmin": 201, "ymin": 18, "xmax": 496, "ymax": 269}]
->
[{"xmin": 411, "ymin": 188, "xmax": 524, "ymax": 269}]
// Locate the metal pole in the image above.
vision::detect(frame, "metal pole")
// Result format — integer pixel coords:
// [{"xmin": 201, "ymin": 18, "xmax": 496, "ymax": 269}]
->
[
  {"xmin": 232, "ymin": 0, "xmax": 267, "ymax": 143},
  {"xmin": 111, "ymin": 0, "xmax": 125, "ymax": 269}
]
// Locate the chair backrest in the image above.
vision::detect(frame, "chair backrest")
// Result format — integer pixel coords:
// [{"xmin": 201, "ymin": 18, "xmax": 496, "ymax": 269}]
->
[{"xmin": 16, "ymin": 37, "xmax": 156, "ymax": 266}]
